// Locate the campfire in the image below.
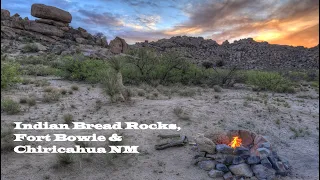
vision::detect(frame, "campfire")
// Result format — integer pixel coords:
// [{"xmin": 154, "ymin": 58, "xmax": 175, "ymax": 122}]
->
[
  {"xmin": 228, "ymin": 136, "xmax": 242, "ymax": 149},
  {"xmin": 193, "ymin": 130, "xmax": 291, "ymax": 179}
]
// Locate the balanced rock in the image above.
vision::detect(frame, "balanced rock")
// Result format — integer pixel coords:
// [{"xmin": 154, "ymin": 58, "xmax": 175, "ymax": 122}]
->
[{"xmin": 31, "ymin": 4, "xmax": 72, "ymax": 23}]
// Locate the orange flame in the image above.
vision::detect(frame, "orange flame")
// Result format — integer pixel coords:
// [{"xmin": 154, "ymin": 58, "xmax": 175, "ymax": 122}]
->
[{"xmin": 228, "ymin": 136, "xmax": 242, "ymax": 148}]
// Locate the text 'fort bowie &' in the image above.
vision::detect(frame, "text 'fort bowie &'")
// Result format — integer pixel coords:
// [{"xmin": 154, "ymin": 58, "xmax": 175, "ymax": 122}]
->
[{"xmin": 14, "ymin": 122, "xmax": 181, "ymax": 131}]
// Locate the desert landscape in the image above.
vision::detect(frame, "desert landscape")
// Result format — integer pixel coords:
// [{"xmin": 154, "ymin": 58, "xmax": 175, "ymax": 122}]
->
[{"xmin": 1, "ymin": 2, "xmax": 319, "ymax": 180}]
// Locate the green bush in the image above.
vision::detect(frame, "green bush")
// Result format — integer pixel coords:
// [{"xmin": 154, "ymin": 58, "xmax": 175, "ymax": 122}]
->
[
  {"xmin": 1, "ymin": 98, "xmax": 21, "ymax": 115},
  {"xmin": 101, "ymin": 70, "xmax": 122, "ymax": 102},
  {"xmin": 246, "ymin": 71, "xmax": 294, "ymax": 93},
  {"xmin": 1, "ymin": 125, "xmax": 15, "ymax": 151},
  {"xmin": 58, "ymin": 54, "xmax": 109, "ymax": 83},
  {"xmin": 22, "ymin": 43, "xmax": 39, "ymax": 53},
  {"xmin": 21, "ymin": 64, "xmax": 60, "ymax": 76},
  {"xmin": 1, "ymin": 62, "xmax": 21, "ymax": 89}
]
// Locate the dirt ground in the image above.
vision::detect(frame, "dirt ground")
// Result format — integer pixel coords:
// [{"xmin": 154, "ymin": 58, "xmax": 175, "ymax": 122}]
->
[{"xmin": 1, "ymin": 76, "xmax": 319, "ymax": 180}]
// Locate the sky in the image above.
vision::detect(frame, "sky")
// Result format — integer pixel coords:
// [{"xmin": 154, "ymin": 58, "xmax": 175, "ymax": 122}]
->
[{"xmin": 1, "ymin": 0, "xmax": 319, "ymax": 47}]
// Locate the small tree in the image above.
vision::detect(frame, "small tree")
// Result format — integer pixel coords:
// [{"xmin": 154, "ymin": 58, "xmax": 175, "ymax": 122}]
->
[{"xmin": 125, "ymin": 48, "xmax": 159, "ymax": 83}]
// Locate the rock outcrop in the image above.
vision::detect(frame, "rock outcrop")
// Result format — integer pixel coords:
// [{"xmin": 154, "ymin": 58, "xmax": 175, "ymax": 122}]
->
[
  {"xmin": 133, "ymin": 36, "xmax": 319, "ymax": 70},
  {"xmin": 109, "ymin": 37, "xmax": 128, "ymax": 54},
  {"xmin": 1, "ymin": 4, "xmax": 129, "ymax": 59}
]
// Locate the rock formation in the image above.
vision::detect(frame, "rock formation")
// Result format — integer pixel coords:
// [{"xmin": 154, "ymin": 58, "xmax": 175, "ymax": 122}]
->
[
  {"xmin": 133, "ymin": 36, "xmax": 319, "ymax": 70},
  {"xmin": 1, "ymin": 4, "xmax": 130, "ymax": 59},
  {"xmin": 109, "ymin": 37, "xmax": 128, "ymax": 54},
  {"xmin": 31, "ymin": 4, "xmax": 72, "ymax": 23}
]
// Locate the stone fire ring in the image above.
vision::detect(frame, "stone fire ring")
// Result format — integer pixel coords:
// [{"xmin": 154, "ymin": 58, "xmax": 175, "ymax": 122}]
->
[{"xmin": 193, "ymin": 130, "xmax": 291, "ymax": 180}]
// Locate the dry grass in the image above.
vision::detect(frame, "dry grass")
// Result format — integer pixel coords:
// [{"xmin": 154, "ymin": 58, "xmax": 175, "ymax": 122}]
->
[{"xmin": 173, "ymin": 107, "xmax": 191, "ymax": 120}]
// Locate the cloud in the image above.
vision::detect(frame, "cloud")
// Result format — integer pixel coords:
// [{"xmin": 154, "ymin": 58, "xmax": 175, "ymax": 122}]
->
[
  {"xmin": 135, "ymin": 15, "xmax": 161, "ymax": 30},
  {"xmin": 167, "ymin": 0, "xmax": 319, "ymax": 47},
  {"xmin": 78, "ymin": 10, "xmax": 123, "ymax": 27},
  {"xmin": 122, "ymin": 0, "xmax": 159, "ymax": 7},
  {"xmin": 268, "ymin": 24, "xmax": 319, "ymax": 47}
]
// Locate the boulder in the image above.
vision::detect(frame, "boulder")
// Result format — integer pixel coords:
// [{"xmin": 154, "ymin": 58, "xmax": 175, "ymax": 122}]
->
[
  {"xmin": 195, "ymin": 133, "xmax": 216, "ymax": 154},
  {"xmin": 215, "ymin": 163, "xmax": 229, "ymax": 172},
  {"xmin": 223, "ymin": 172, "xmax": 234, "ymax": 180},
  {"xmin": 24, "ymin": 21, "xmax": 64, "ymax": 37},
  {"xmin": 208, "ymin": 170, "xmax": 224, "ymax": 178},
  {"xmin": 1, "ymin": 20, "xmax": 25, "ymax": 30},
  {"xmin": 109, "ymin": 36, "xmax": 128, "ymax": 54},
  {"xmin": 252, "ymin": 164, "xmax": 276, "ymax": 180},
  {"xmin": 75, "ymin": 38, "xmax": 86, "ymax": 44},
  {"xmin": 31, "ymin": 4, "xmax": 72, "ymax": 23},
  {"xmin": 198, "ymin": 160, "xmax": 216, "ymax": 171},
  {"xmin": 1, "ymin": 9, "xmax": 10, "ymax": 20},
  {"xmin": 216, "ymin": 144, "xmax": 233, "ymax": 154},
  {"xmin": 60, "ymin": 27, "xmax": 70, "ymax": 32},
  {"xmin": 229, "ymin": 163, "xmax": 253, "ymax": 177},
  {"xmin": 239, "ymin": 130, "xmax": 254, "ymax": 147}
]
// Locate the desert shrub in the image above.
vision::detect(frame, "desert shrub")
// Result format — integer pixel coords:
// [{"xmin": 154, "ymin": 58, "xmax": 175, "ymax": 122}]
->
[
  {"xmin": 306, "ymin": 70, "xmax": 319, "ymax": 82},
  {"xmin": 123, "ymin": 48, "xmax": 159, "ymax": 84},
  {"xmin": 213, "ymin": 85, "xmax": 222, "ymax": 92},
  {"xmin": 71, "ymin": 85, "xmax": 79, "ymax": 91},
  {"xmin": 57, "ymin": 153, "xmax": 74, "ymax": 165},
  {"xmin": 27, "ymin": 97, "xmax": 36, "ymax": 106},
  {"xmin": 16, "ymin": 55, "xmax": 45, "ymax": 65},
  {"xmin": 63, "ymin": 114, "xmax": 73, "ymax": 124},
  {"xmin": 1, "ymin": 98, "xmax": 20, "ymax": 115},
  {"xmin": 108, "ymin": 56, "xmax": 124, "ymax": 72},
  {"xmin": 123, "ymin": 49, "xmax": 193, "ymax": 85},
  {"xmin": 101, "ymin": 70, "xmax": 123, "ymax": 102},
  {"xmin": 95, "ymin": 99, "xmax": 103, "ymax": 110},
  {"xmin": 21, "ymin": 64, "xmax": 59, "ymax": 76},
  {"xmin": 1, "ymin": 62, "xmax": 21, "ymax": 89},
  {"xmin": 215, "ymin": 59, "xmax": 225, "ymax": 67},
  {"xmin": 74, "ymin": 140, "xmax": 91, "ymax": 148},
  {"xmin": 202, "ymin": 61, "xmax": 213, "ymax": 69},
  {"xmin": 22, "ymin": 43, "xmax": 39, "ymax": 53},
  {"xmin": 60, "ymin": 88, "xmax": 68, "ymax": 95},
  {"xmin": 173, "ymin": 107, "xmax": 190, "ymax": 120},
  {"xmin": 282, "ymin": 71, "xmax": 308, "ymax": 82},
  {"xmin": 137, "ymin": 89, "xmax": 146, "ymax": 96},
  {"xmin": 246, "ymin": 71, "xmax": 294, "ymax": 93},
  {"xmin": 1, "ymin": 125, "xmax": 15, "ymax": 151},
  {"xmin": 21, "ymin": 78, "xmax": 33, "ymax": 85},
  {"xmin": 19, "ymin": 97, "xmax": 28, "ymax": 104},
  {"xmin": 44, "ymin": 86, "xmax": 54, "ymax": 92},
  {"xmin": 121, "ymin": 87, "xmax": 134, "ymax": 102},
  {"xmin": 34, "ymin": 79, "xmax": 50, "ymax": 87},
  {"xmin": 178, "ymin": 88, "xmax": 197, "ymax": 97},
  {"xmin": 42, "ymin": 89, "xmax": 61, "ymax": 103},
  {"xmin": 58, "ymin": 54, "xmax": 108, "ymax": 83}
]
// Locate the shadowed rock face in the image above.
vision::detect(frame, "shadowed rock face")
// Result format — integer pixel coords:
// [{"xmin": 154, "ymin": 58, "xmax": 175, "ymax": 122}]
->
[
  {"xmin": 31, "ymin": 4, "xmax": 72, "ymax": 23},
  {"xmin": 109, "ymin": 37, "xmax": 128, "ymax": 54}
]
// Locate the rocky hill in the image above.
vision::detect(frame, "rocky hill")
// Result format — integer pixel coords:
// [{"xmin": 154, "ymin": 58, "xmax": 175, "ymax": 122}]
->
[
  {"xmin": 1, "ymin": 4, "xmax": 319, "ymax": 71},
  {"xmin": 1, "ymin": 4, "xmax": 128, "ymax": 59},
  {"xmin": 134, "ymin": 36, "xmax": 319, "ymax": 70}
]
